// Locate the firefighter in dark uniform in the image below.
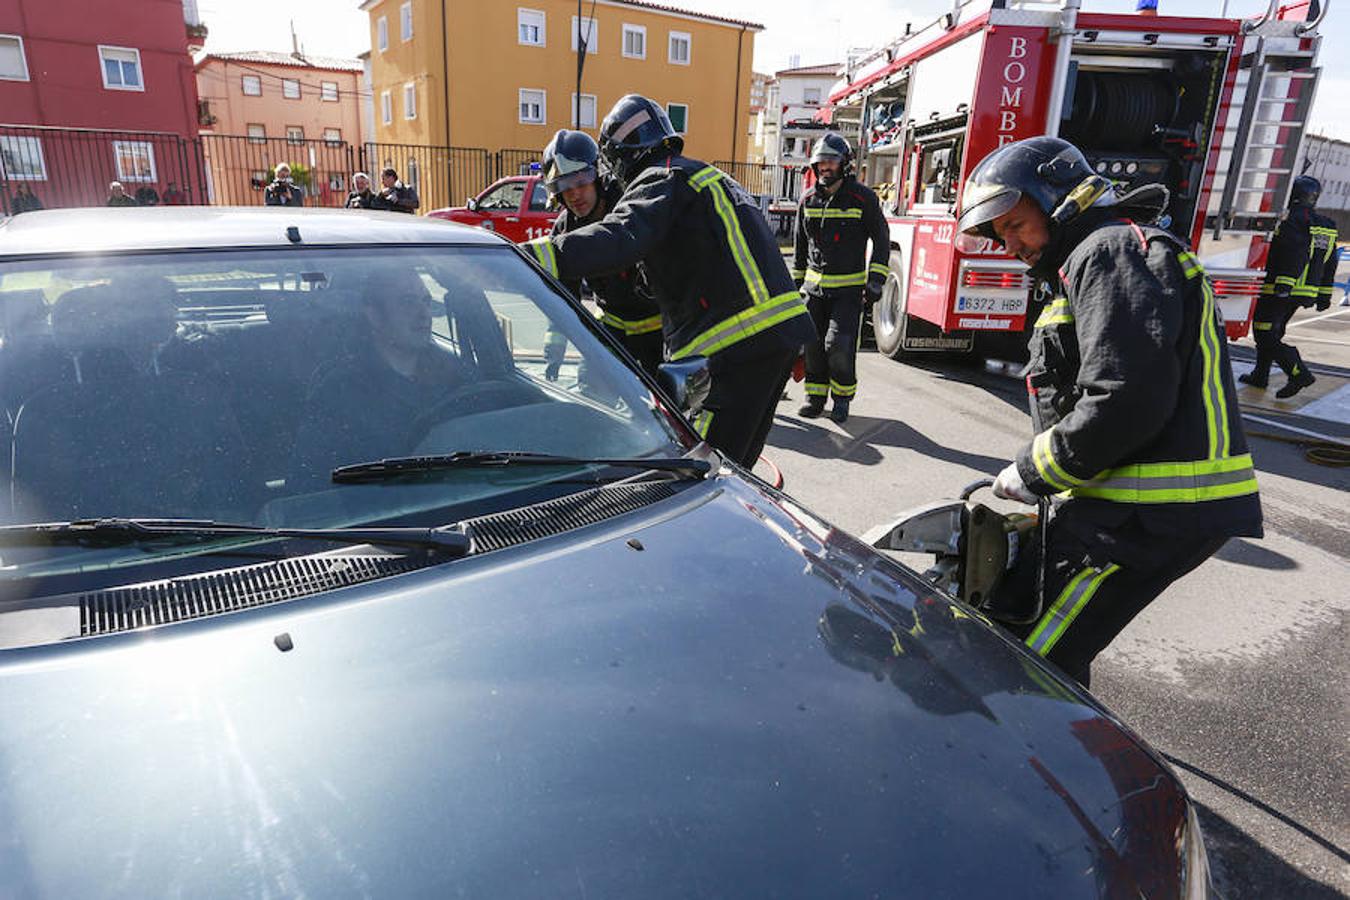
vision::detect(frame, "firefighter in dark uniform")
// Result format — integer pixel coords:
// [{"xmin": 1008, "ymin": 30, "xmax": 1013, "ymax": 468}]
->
[
  {"xmin": 956, "ymin": 136, "xmax": 1262, "ymax": 688},
  {"xmin": 790, "ymin": 133, "xmax": 890, "ymax": 423},
  {"xmin": 540, "ymin": 129, "xmax": 664, "ymax": 380},
  {"xmin": 524, "ymin": 94, "xmax": 816, "ymax": 468},
  {"xmin": 1239, "ymin": 175, "xmax": 1333, "ymax": 398}
]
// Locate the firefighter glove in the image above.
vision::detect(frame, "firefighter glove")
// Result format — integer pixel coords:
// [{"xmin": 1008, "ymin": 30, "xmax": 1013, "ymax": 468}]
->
[
  {"xmin": 993, "ymin": 462, "xmax": 1038, "ymax": 505},
  {"xmin": 1274, "ymin": 283, "xmax": 1292, "ymax": 300},
  {"xmin": 865, "ymin": 274, "xmax": 884, "ymax": 306},
  {"xmin": 1315, "ymin": 297, "xmax": 1331, "ymax": 312}
]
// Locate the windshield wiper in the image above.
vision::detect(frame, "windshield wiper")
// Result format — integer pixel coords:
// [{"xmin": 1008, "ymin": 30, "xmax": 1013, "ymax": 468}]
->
[
  {"xmin": 331, "ymin": 451, "xmax": 712, "ymax": 484},
  {"xmin": 0, "ymin": 518, "xmax": 470, "ymax": 556}
]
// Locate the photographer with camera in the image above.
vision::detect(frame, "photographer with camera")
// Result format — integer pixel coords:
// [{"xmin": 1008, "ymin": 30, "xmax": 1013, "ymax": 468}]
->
[
  {"xmin": 377, "ymin": 167, "xmax": 419, "ymax": 214},
  {"xmin": 264, "ymin": 163, "xmax": 305, "ymax": 207}
]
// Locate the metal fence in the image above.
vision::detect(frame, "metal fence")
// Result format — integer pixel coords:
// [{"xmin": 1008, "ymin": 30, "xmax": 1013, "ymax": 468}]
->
[
  {"xmin": 1, "ymin": 125, "xmax": 546, "ymax": 216},
  {"xmin": 713, "ymin": 161, "xmax": 805, "ymax": 203},
  {"xmin": 0, "ymin": 124, "xmax": 207, "ymax": 214}
]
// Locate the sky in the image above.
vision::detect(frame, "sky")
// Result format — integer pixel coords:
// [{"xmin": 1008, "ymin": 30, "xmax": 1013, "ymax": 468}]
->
[{"xmin": 197, "ymin": 0, "xmax": 1347, "ymax": 139}]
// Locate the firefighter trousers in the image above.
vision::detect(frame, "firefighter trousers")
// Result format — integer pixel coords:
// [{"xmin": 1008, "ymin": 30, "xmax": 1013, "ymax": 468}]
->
[
  {"xmin": 600, "ymin": 322, "xmax": 665, "ymax": 381},
  {"xmin": 691, "ymin": 346, "xmax": 797, "ymax": 469},
  {"xmin": 803, "ymin": 291, "xmax": 864, "ymax": 404},
  {"xmin": 1250, "ymin": 296, "xmax": 1306, "ymax": 380},
  {"xmin": 1000, "ymin": 502, "xmax": 1227, "ymax": 689}
]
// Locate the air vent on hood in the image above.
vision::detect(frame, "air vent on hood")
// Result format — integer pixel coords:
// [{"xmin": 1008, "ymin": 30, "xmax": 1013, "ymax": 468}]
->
[
  {"xmin": 464, "ymin": 481, "xmax": 680, "ymax": 553},
  {"xmin": 80, "ymin": 553, "xmax": 423, "ymax": 636}
]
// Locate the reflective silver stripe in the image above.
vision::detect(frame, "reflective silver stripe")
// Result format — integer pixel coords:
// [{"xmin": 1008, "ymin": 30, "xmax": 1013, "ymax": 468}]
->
[
  {"xmin": 1026, "ymin": 564, "xmax": 1120, "ymax": 656},
  {"xmin": 610, "ymin": 109, "xmax": 652, "ymax": 142},
  {"xmin": 671, "ymin": 291, "xmax": 807, "ymax": 359},
  {"xmin": 1070, "ymin": 454, "xmax": 1258, "ymax": 503},
  {"xmin": 525, "ymin": 238, "xmax": 559, "ymax": 277}
]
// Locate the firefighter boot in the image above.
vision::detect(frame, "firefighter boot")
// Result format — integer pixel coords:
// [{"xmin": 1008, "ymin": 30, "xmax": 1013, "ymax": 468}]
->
[
  {"xmin": 1238, "ymin": 368, "xmax": 1269, "ymax": 389},
  {"xmin": 830, "ymin": 398, "xmax": 851, "ymax": 423},
  {"xmin": 1276, "ymin": 364, "xmax": 1316, "ymax": 399},
  {"xmin": 798, "ymin": 397, "xmax": 826, "ymax": 418}
]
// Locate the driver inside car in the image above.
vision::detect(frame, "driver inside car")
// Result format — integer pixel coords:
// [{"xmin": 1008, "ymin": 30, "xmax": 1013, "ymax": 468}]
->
[{"xmin": 289, "ymin": 269, "xmax": 470, "ymax": 489}]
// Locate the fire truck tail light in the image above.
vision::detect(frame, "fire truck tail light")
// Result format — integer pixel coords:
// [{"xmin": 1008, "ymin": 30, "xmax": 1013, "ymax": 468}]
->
[{"xmin": 962, "ymin": 269, "xmax": 1030, "ymax": 290}]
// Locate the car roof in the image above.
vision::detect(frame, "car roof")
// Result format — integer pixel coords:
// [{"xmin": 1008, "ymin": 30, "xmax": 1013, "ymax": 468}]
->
[{"xmin": 0, "ymin": 206, "xmax": 507, "ymax": 257}]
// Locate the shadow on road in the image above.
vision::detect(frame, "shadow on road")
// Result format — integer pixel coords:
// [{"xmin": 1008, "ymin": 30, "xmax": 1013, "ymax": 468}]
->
[
  {"xmin": 1189, "ymin": 796, "xmax": 1348, "ymax": 899},
  {"xmin": 1212, "ymin": 538, "xmax": 1300, "ymax": 571},
  {"xmin": 770, "ymin": 410, "xmax": 1008, "ymax": 473}
]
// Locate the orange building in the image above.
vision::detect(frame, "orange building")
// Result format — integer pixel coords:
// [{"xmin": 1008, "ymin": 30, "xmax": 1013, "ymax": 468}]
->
[
  {"xmin": 360, "ymin": 0, "xmax": 762, "ymax": 209},
  {"xmin": 195, "ymin": 51, "xmax": 365, "ymax": 206}
]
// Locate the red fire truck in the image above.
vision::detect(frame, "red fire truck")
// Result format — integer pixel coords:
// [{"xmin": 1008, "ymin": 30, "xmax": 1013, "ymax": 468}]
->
[{"xmin": 826, "ymin": 0, "xmax": 1327, "ymax": 359}]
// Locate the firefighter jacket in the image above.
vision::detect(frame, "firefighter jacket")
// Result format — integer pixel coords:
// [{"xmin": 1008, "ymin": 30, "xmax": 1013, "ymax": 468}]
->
[
  {"xmin": 549, "ymin": 177, "xmax": 661, "ymax": 338},
  {"xmin": 790, "ymin": 176, "xmax": 891, "ymax": 297},
  {"xmin": 525, "ymin": 155, "xmax": 816, "ymax": 364},
  {"xmin": 1310, "ymin": 212, "xmax": 1339, "ymax": 307},
  {"xmin": 1014, "ymin": 208, "xmax": 1262, "ymax": 540},
  {"xmin": 1262, "ymin": 205, "xmax": 1312, "ymax": 299}
]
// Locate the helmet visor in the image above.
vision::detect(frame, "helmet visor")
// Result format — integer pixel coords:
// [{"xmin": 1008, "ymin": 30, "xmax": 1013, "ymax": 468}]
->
[
  {"xmin": 547, "ymin": 166, "xmax": 597, "ymax": 195},
  {"xmin": 955, "ymin": 184, "xmax": 1022, "ymax": 250}
]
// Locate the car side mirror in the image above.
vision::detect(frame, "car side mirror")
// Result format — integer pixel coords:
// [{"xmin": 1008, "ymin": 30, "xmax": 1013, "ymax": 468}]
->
[
  {"xmin": 466, "ymin": 197, "xmax": 478, "ymax": 211},
  {"xmin": 657, "ymin": 356, "xmax": 711, "ymax": 416}
]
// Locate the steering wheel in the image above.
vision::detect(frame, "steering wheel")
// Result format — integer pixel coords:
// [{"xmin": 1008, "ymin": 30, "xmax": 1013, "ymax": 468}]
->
[{"xmin": 404, "ymin": 378, "xmax": 527, "ymax": 448}]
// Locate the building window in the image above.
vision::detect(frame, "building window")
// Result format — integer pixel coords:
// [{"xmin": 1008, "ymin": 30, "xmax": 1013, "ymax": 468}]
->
[
  {"xmin": 803, "ymin": 87, "xmax": 821, "ymax": 105},
  {"xmin": 112, "ymin": 140, "xmax": 156, "ymax": 182},
  {"xmin": 571, "ymin": 93, "xmax": 597, "ymax": 129},
  {"xmin": 406, "ymin": 157, "xmax": 420, "ymax": 191},
  {"xmin": 247, "ymin": 123, "xmax": 266, "ymax": 144},
  {"xmin": 400, "ymin": 2, "xmax": 413, "ymax": 41},
  {"xmin": 241, "ymin": 74, "xmax": 262, "ymax": 96},
  {"xmin": 622, "ymin": 24, "xmax": 646, "ymax": 59},
  {"xmin": 0, "ymin": 35, "xmax": 30, "ymax": 81},
  {"xmin": 377, "ymin": 16, "xmax": 388, "ymax": 52},
  {"xmin": 571, "ymin": 16, "xmax": 597, "ymax": 54},
  {"xmin": 667, "ymin": 103, "xmax": 688, "ymax": 134},
  {"xmin": 519, "ymin": 88, "xmax": 546, "ymax": 124},
  {"xmin": 668, "ymin": 32, "xmax": 690, "ymax": 65},
  {"xmin": 323, "ymin": 127, "xmax": 342, "ymax": 147},
  {"xmin": 250, "ymin": 170, "xmax": 267, "ymax": 191},
  {"xmin": 99, "ymin": 46, "xmax": 144, "ymax": 91},
  {"xmin": 321, "ymin": 80, "xmax": 338, "ymax": 101},
  {"xmin": 518, "ymin": 8, "xmax": 545, "ymax": 46},
  {"xmin": 381, "ymin": 90, "xmax": 392, "ymax": 125},
  {"xmin": 286, "ymin": 126, "xmax": 304, "ymax": 145},
  {"xmin": 404, "ymin": 82, "xmax": 416, "ymax": 119},
  {"xmin": 0, "ymin": 135, "xmax": 46, "ymax": 180},
  {"xmin": 282, "ymin": 78, "xmax": 300, "ymax": 100}
]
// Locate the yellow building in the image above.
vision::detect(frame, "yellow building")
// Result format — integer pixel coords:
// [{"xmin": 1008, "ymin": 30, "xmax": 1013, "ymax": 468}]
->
[{"xmin": 360, "ymin": 0, "xmax": 761, "ymax": 206}]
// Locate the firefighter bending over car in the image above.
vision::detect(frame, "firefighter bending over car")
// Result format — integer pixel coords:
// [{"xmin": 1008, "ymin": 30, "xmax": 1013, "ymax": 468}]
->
[
  {"xmin": 956, "ymin": 136, "xmax": 1263, "ymax": 688},
  {"xmin": 540, "ymin": 129, "xmax": 664, "ymax": 380},
  {"xmin": 790, "ymin": 133, "xmax": 890, "ymax": 423},
  {"xmin": 1239, "ymin": 175, "xmax": 1338, "ymax": 399},
  {"xmin": 525, "ymin": 95, "xmax": 816, "ymax": 469}
]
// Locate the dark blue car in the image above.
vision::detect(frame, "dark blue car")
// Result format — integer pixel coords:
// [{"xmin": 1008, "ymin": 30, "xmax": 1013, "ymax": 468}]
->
[{"xmin": 0, "ymin": 207, "xmax": 1210, "ymax": 897}]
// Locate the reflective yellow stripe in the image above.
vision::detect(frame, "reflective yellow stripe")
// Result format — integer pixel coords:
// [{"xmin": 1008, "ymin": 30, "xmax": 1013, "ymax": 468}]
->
[
  {"xmin": 1034, "ymin": 297, "xmax": 1073, "ymax": 328},
  {"xmin": 693, "ymin": 409, "xmax": 714, "ymax": 438},
  {"xmin": 804, "ymin": 381, "xmax": 829, "ymax": 397},
  {"xmin": 789, "ymin": 267, "xmax": 807, "ymax": 280},
  {"xmin": 1273, "ymin": 275, "xmax": 1297, "ymax": 287},
  {"xmin": 1196, "ymin": 272, "xmax": 1231, "ymax": 459},
  {"xmin": 1026, "ymin": 564, "xmax": 1120, "ymax": 656},
  {"xmin": 525, "ymin": 237, "xmax": 559, "ymax": 278},
  {"xmin": 804, "ymin": 268, "xmax": 868, "ymax": 288},
  {"xmin": 1070, "ymin": 453, "xmax": 1258, "ymax": 503},
  {"xmin": 689, "ymin": 165, "xmax": 724, "ymax": 191},
  {"xmin": 830, "ymin": 379, "xmax": 857, "ymax": 398},
  {"xmin": 869, "ymin": 262, "xmax": 889, "ymax": 277},
  {"xmin": 600, "ymin": 311, "xmax": 663, "ymax": 335},
  {"xmin": 803, "ymin": 207, "xmax": 863, "ymax": 219},
  {"xmin": 1031, "ymin": 429, "xmax": 1083, "ymax": 492},
  {"xmin": 671, "ymin": 291, "xmax": 808, "ymax": 359},
  {"xmin": 705, "ymin": 179, "xmax": 769, "ymax": 305},
  {"xmin": 1253, "ymin": 321, "xmax": 1274, "ymax": 330},
  {"xmin": 1176, "ymin": 250, "xmax": 1203, "ymax": 280}
]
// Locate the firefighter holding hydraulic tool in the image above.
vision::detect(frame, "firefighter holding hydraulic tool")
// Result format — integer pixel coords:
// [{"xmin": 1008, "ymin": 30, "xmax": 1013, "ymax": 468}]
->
[
  {"xmin": 954, "ymin": 136, "xmax": 1263, "ymax": 688},
  {"xmin": 790, "ymin": 133, "xmax": 890, "ymax": 423}
]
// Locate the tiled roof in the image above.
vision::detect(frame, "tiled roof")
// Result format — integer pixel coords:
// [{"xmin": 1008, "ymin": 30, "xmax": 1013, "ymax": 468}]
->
[
  {"xmin": 197, "ymin": 51, "xmax": 364, "ymax": 73},
  {"xmin": 775, "ymin": 63, "xmax": 842, "ymax": 77},
  {"xmin": 604, "ymin": 1, "xmax": 763, "ymax": 30}
]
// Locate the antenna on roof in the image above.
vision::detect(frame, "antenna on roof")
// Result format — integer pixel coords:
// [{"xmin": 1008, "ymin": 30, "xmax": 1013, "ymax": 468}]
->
[{"xmin": 290, "ymin": 20, "xmax": 304, "ymax": 61}]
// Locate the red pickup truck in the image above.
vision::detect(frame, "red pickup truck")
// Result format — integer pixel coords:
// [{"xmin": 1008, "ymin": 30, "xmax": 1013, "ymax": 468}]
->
[{"xmin": 427, "ymin": 175, "xmax": 557, "ymax": 244}]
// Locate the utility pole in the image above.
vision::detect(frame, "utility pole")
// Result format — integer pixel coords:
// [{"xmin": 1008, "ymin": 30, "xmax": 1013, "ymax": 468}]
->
[{"xmin": 575, "ymin": 0, "xmax": 583, "ymax": 128}]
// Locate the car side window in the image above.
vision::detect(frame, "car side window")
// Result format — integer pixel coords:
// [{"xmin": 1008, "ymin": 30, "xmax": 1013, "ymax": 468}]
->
[
  {"xmin": 478, "ymin": 182, "xmax": 527, "ymax": 211},
  {"xmin": 528, "ymin": 183, "xmax": 549, "ymax": 212}
]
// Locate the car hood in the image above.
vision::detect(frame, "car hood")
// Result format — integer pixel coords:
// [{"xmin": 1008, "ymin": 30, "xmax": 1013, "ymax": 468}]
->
[{"xmin": 0, "ymin": 476, "xmax": 1186, "ymax": 898}]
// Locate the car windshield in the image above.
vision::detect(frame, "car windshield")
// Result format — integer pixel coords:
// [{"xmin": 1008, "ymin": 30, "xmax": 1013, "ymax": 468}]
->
[{"xmin": 0, "ymin": 244, "xmax": 684, "ymax": 579}]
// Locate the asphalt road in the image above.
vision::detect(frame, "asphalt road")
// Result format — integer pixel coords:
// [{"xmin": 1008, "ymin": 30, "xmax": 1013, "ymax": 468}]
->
[{"xmin": 757, "ymin": 306, "xmax": 1350, "ymax": 897}]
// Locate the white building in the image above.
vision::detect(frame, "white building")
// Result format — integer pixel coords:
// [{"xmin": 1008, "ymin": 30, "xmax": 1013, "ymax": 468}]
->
[
  {"xmin": 768, "ymin": 63, "xmax": 840, "ymax": 169},
  {"xmin": 1297, "ymin": 134, "xmax": 1350, "ymax": 214}
]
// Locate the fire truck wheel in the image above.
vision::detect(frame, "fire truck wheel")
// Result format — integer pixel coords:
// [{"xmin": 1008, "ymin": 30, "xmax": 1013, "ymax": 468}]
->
[{"xmin": 872, "ymin": 249, "xmax": 909, "ymax": 360}]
